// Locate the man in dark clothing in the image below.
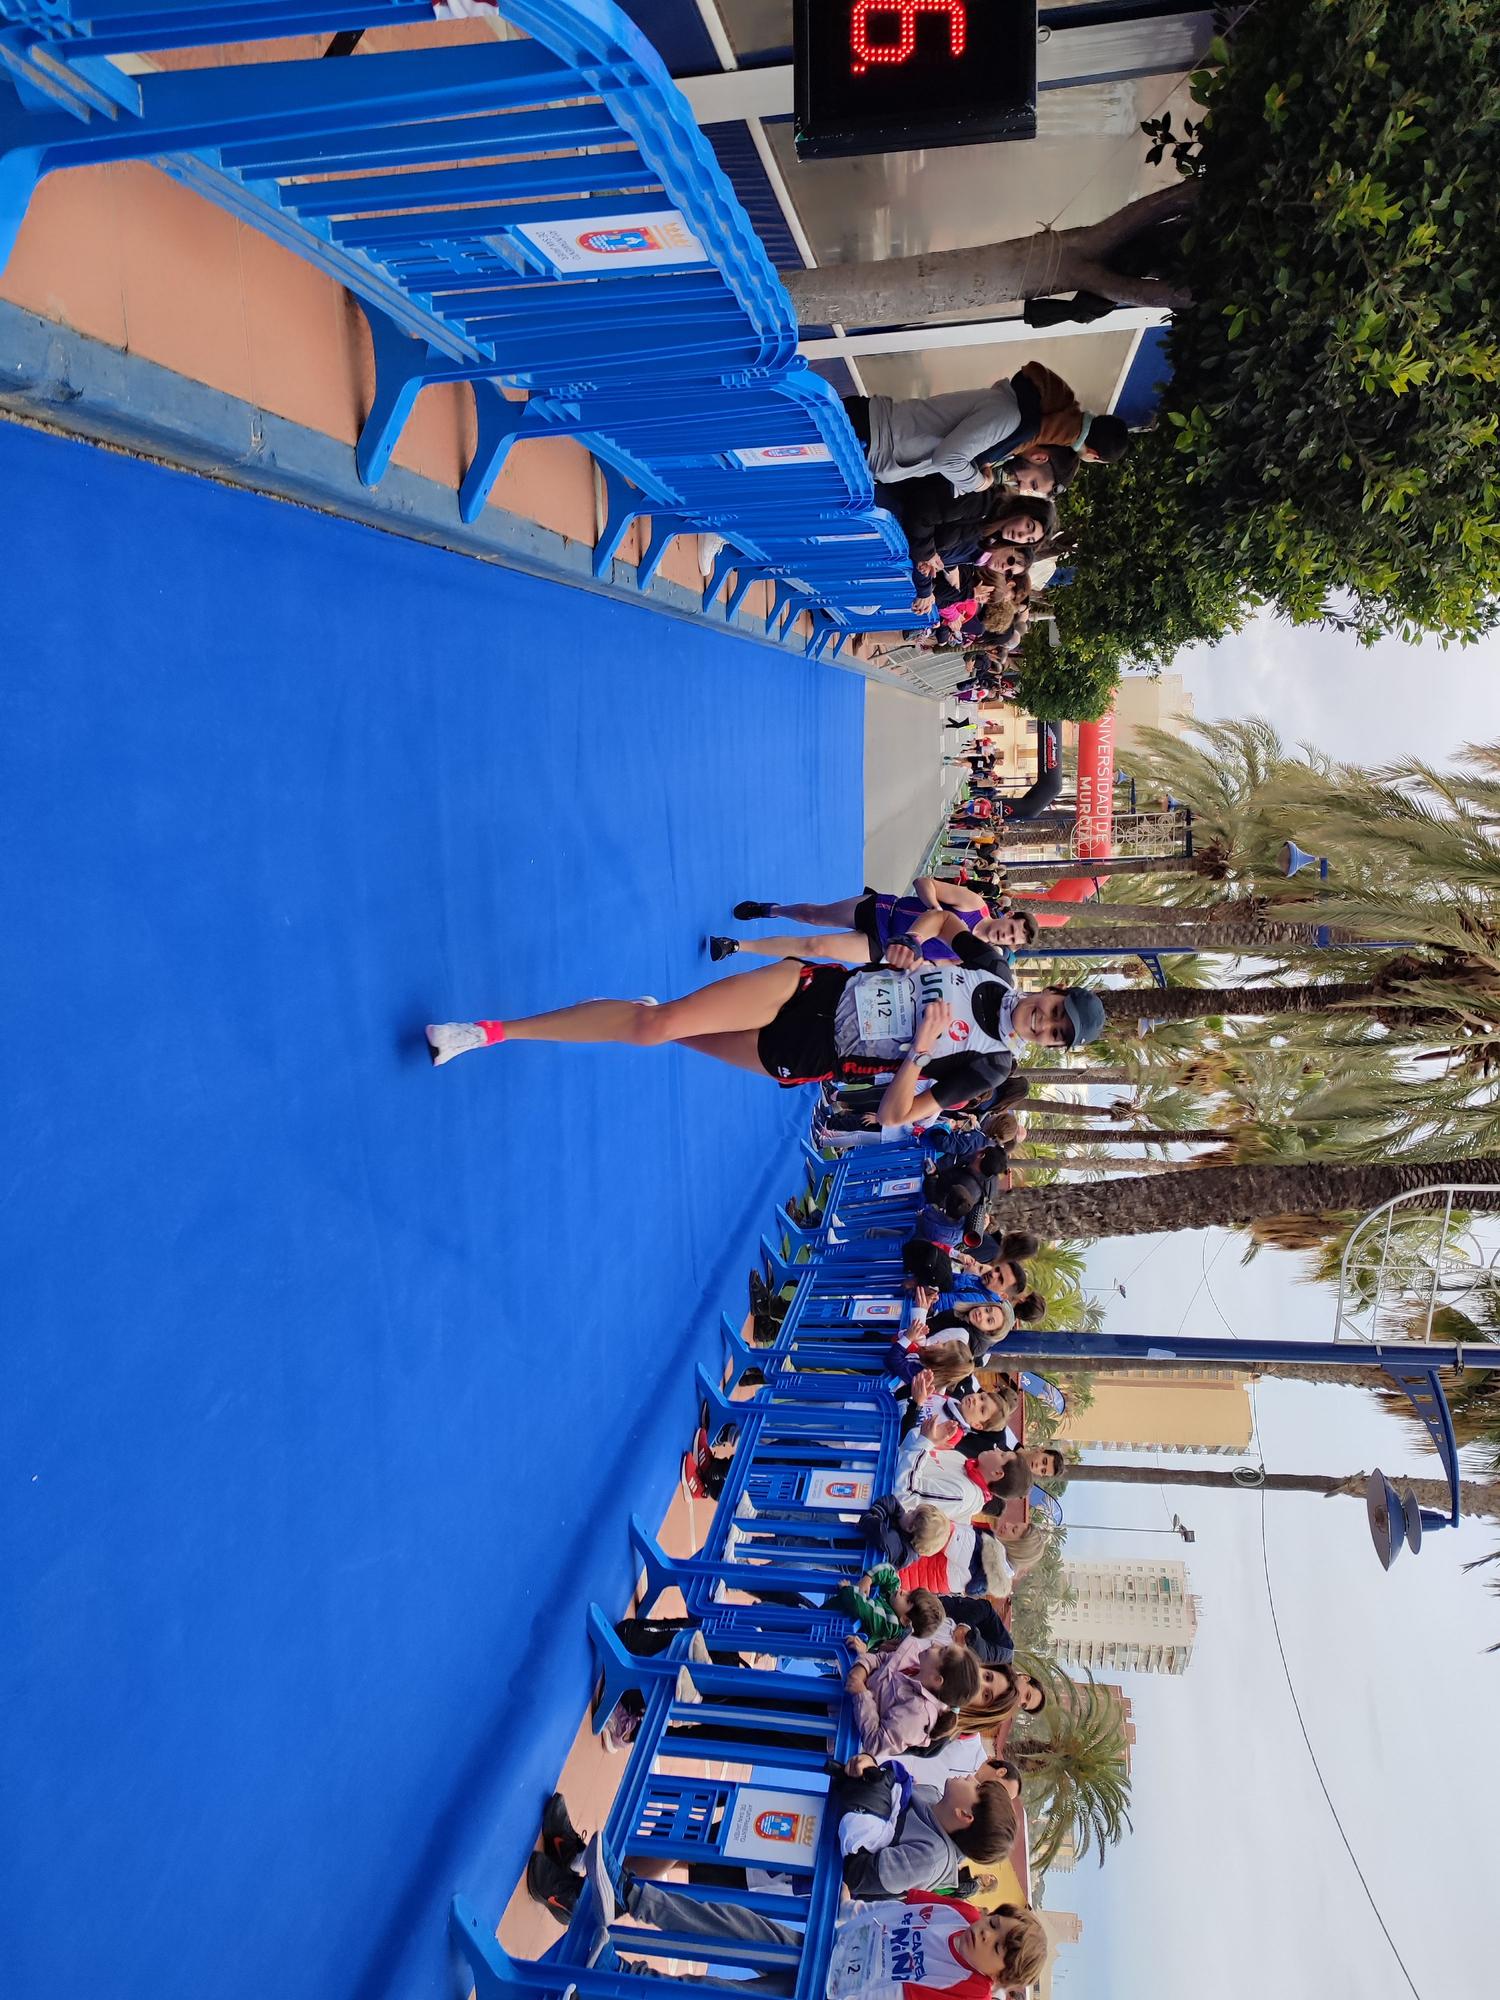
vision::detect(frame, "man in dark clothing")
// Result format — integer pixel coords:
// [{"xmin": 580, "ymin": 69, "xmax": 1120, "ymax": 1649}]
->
[{"xmin": 941, "ymin": 1593, "xmax": 1016, "ymax": 1666}]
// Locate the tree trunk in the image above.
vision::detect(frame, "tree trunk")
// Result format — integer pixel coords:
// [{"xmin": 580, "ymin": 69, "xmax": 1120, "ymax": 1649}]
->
[
  {"xmin": 1020, "ymin": 1067, "xmax": 1138, "ymax": 1084},
  {"xmin": 1038, "ymin": 1154, "xmax": 1207, "ymax": 1176},
  {"xmin": 1027, "ymin": 1097, "xmax": 1140, "ymax": 1119},
  {"xmin": 1058, "ymin": 1460, "xmax": 1494, "ymax": 1518},
  {"xmin": 993, "ymin": 1154, "xmax": 1500, "ymax": 1241},
  {"xmin": 1032, "ymin": 921, "xmax": 1336, "ymax": 954},
  {"xmin": 1010, "ymin": 856, "xmax": 1202, "ymax": 879},
  {"xmin": 1026, "ymin": 1126, "xmax": 1224, "ymax": 1145},
  {"xmin": 1097, "ymin": 980, "xmax": 1456, "ymax": 1027},
  {"xmin": 1040, "ymin": 902, "xmax": 1226, "ymax": 925},
  {"xmin": 777, "ymin": 185, "xmax": 1195, "ymax": 328}
]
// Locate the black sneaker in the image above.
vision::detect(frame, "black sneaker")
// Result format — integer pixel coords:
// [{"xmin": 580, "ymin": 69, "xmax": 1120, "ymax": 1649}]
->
[
  {"xmin": 733, "ymin": 901, "xmax": 774, "ymax": 921},
  {"xmin": 708, "ymin": 935, "xmax": 739, "ymax": 961},
  {"xmin": 527, "ymin": 1850, "xmax": 581, "ymax": 1924},
  {"xmin": 748, "ymin": 1270, "xmax": 773, "ymax": 1311},
  {"xmin": 542, "ymin": 1791, "xmax": 586, "ymax": 1868}
]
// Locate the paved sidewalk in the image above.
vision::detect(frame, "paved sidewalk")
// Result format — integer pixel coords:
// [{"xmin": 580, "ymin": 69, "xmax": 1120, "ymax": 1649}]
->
[{"xmin": 863, "ymin": 682, "xmax": 962, "ymax": 886}]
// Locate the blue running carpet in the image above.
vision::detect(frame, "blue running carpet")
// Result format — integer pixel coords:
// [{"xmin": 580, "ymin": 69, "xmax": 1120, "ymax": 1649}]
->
[{"xmin": 0, "ymin": 420, "xmax": 864, "ymax": 2000}]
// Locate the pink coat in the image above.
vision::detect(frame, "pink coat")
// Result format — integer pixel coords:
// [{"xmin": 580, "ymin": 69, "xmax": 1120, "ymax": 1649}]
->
[{"xmin": 849, "ymin": 1635, "xmax": 946, "ymax": 1759}]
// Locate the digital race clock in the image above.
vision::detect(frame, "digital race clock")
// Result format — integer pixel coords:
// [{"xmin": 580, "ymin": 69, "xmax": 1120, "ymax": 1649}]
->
[{"xmin": 793, "ymin": 0, "xmax": 1038, "ymax": 159}]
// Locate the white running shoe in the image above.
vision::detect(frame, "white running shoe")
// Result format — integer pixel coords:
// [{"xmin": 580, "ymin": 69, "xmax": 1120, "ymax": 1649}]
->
[
  {"xmin": 674, "ymin": 1665, "xmax": 705, "ymax": 1705},
  {"xmin": 426, "ymin": 1021, "xmax": 491, "ymax": 1066},
  {"xmin": 697, "ymin": 532, "xmax": 726, "ymax": 576}
]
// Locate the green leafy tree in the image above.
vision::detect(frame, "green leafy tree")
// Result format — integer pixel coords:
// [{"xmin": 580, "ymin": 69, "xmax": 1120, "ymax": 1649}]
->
[
  {"xmin": 1030, "ymin": 426, "xmax": 1254, "ymax": 690},
  {"xmin": 1166, "ymin": 0, "xmax": 1500, "ymax": 640},
  {"xmin": 1011, "ymin": 633, "xmax": 1120, "ymax": 722}
]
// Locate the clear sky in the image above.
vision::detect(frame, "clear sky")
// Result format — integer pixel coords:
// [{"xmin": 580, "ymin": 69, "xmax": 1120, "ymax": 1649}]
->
[
  {"xmin": 1174, "ymin": 614, "xmax": 1500, "ymax": 767},
  {"xmin": 1047, "ymin": 627, "xmax": 1500, "ymax": 1997},
  {"xmin": 1051, "ymin": 1232, "xmax": 1497, "ymax": 2000}
]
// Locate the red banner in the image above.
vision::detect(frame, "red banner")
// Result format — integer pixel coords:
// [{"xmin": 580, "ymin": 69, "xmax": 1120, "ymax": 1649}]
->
[{"xmin": 1072, "ymin": 709, "xmax": 1117, "ymax": 860}]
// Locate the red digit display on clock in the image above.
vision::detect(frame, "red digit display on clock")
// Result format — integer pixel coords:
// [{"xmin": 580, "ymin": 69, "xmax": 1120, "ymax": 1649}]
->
[
  {"xmin": 850, "ymin": 0, "xmax": 969, "ymax": 76},
  {"xmin": 794, "ymin": 0, "xmax": 1037, "ymax": 160}
]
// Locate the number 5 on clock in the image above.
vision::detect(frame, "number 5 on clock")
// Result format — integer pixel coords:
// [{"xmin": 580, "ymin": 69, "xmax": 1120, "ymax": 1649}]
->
[{"xmin": 850, "ymin": 0, "xmax": 968, "ymax": 76}]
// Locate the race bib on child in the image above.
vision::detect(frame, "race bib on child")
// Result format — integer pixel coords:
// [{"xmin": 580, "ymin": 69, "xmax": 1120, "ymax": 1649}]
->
[
  {"xmin": 826, "ymin": 1908, "xmax": 879, "ymax": 2000},
  {"xmin": 827, "ymin": 1900, "xmax": 976, "ymax": 2000}
]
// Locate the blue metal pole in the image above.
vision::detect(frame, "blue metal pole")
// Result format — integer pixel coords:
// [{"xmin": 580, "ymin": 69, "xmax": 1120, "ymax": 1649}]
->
[
  {"xmin": 991, "ymin": 1330, "xmax": 1500, "ymax": 1372},
  {"xmin": 1027, "ymin": 940, "xmax": 1408, "ymax": 959}
]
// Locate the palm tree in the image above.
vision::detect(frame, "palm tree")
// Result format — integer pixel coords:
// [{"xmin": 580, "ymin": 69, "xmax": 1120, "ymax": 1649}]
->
[
  {"xmin": 1023, "ymin": 1152, "xmax": 1212, "ymax": 1178},
  {"xmin": 1054, "ymin": 1460, "xmax": 1500, "ymax": 1521},
  {"xmin": 1037, "ymin": 898, "xmax": 1273, "ymax": 927},
  {"xmin": 1096, "ymin": 971, "xmax": 1500, "ymax": 1030},
  {"xmin": 1021, "ymin": 1067, "xmax": 1139, "ymax": 1085},
  {"xmin": 994, "ymin": 1153, "xmax": 1500, "ymax": 1242},
  {"xmin": 1023, "ymin": 1126, "xmax": 1227, "ymax": 1147},
  {"xmin": 1009, "ymin": 853, "xmax": 1218, "ymax": 880},
  {"xmin": 1014, "ymin": 716, "xmax": 1301, "ymax": 915},
  {"xmin": 1006, "ymin": 1672, "xmax": 1134, "ymax": 1874},
  {"xmin": 1026, "ymin": 1097, "xmax": 1142, "ymax": 1121},
  {"xmin": 1033, "ymin": 920, "xmax": 1358, "ymax": 954}
]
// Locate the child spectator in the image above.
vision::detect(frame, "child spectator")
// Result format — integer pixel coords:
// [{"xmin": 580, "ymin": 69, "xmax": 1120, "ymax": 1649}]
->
[
  {"xmin": 894, "ymin": 1436, "xmax": 1031, "ymax": 1525},
  {"xmin": 845, "ymin": 1632, "xmax": 980, "ymax": 1759},
  {"xmin": 833, "ymin": 1760, "xmax": 1018, "ymax": 1897},
  {"xmin": 575, "ymin": 1831, "xmax": 1053, "ymax": 1997},
  {"xmin": 930, "ymin": 1596, "xmax": 1016, "ymax": 1667},
  {"xmin": 844, "ymin": 360, "xmax": 1124, "ymax": 493},
  {"xmin": 897, "ymin": 1379, "xmax": 1016, "ymax": 1448},
  {"xmin": 860, "ymin": 1496, "xmax": 956, "ymax": 1569},
  {"xmin": 831, "ymin": 1570, "xmax": 946, "ymax": 1646}
]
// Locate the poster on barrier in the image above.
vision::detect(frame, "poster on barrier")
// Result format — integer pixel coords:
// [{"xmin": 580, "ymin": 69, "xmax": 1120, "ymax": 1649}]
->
[
  {"xmin": 851, "ymin": 1298, "xmax": 902, "ymax": 1321},
  {"xmin": 731, "ymin": 444, "xmax": 834, "ymax": 467},
  {"xmin": 723, "ymin": 1787, "xmax": 824, "ymax": 1865},
  {"xmin": 804, "ymin": 1469, "xmax": 875, "ymax": 1510},
  {"xmin": 516, "ymin": 209, "xmax": 709, "ymax": 274},
  {"xmin": 876, "ymin": 1176, "xmax": 921, "ymax": 1196}
]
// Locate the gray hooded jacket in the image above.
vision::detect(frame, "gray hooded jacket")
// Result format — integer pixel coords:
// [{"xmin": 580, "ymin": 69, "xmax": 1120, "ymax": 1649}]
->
[{"xmin": 865, "ymin": 384, "xmax": 1025, "ymax": 493}]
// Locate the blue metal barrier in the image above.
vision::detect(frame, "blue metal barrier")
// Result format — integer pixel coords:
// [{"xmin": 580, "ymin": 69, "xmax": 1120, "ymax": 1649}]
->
[
  {"xmin": 446, "ymin": 1135, "xmax": 1033, "ymax": 1997},
  {"xmin": 0, "ymin": 2, "xmax": 430, "ymax": 60},
  {"xmin": 0, "ymin": 0, "xmax": 923, "ymax": 643}
]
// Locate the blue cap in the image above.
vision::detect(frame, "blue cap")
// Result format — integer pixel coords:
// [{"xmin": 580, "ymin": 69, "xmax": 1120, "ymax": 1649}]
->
[{"xmin": 1063, "ymin": 987, "xmax": 1106, "ymax": 1048}]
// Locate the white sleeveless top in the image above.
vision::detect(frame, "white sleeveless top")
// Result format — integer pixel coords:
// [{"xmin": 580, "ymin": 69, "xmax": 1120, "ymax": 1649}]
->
[{"xmin": 834, "ymin": 963, "xmax": 1011, "ymax": 1066}]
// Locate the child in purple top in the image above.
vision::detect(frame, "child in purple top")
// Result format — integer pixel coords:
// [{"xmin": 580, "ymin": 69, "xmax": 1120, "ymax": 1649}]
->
[{"xmin": 708, "ymin": 879, "xmax": 1038, "ymax": 967}]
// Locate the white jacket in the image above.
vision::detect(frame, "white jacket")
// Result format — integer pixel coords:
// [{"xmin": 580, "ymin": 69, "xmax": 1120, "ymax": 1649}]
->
[{"xmin": 894, "ymin": 1437, "xmax": 988, "ymax": 1523}]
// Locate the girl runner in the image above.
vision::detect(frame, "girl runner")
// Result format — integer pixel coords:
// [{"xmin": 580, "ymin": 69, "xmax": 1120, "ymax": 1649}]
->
[
  {"xmin": 708, "ymin": 880, "xmax": 1037, "ymax": 967},
  {"xmin": 427, "ymin": 938, "xmax": 1105, "ymax": 1131}
]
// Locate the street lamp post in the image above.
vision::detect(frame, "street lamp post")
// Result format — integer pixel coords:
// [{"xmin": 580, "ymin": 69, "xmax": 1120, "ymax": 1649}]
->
[
  {"xmin": 1279, "ymin": 836, "xmax": 1332, "ymax": 944},
  {"xmin": 1066, "ymin": 1518, "xmax": 1197, "ymax": 1542},
  {"xmin": 1001, "ymin": 1328, "xmax": 1474, "ymax": 1571}
]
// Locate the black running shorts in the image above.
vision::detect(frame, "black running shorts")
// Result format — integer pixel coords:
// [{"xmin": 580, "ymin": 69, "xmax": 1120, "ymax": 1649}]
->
[
  {"xmin": 757, "ymin": 964, "xmax": 851, "ymax": 1086},
  {"xmin": 852, "ymin": 887, "xmax": 883, "ymax": 959}
]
